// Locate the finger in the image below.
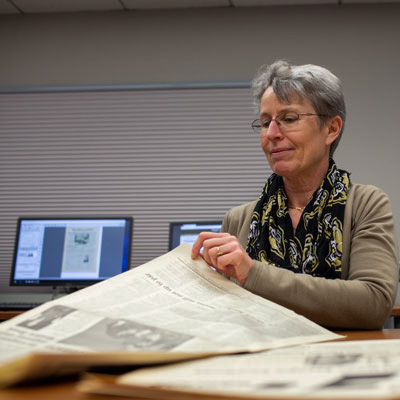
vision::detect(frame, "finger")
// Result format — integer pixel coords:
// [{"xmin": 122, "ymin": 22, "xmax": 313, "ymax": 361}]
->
[
  {"xmin": 216, "ymin": 247, "xmax": 225, "ymax": 257},
  {"xmin": 191, "ymin": 232, "xmax": 212, "ymax": 259},
  {"xmin": 201, "ymin": 245, "xmax": 213, "ymax": 267},
  {"xmin": 208, "ymin": 246, "xmax": 223, "ymax": 268},
  {"xmin": 212, "ymin": 241, "xmax": 235, "ymax": 263},
  {"xmin": 200, "ymin": 237, "xmax": 225, "ymax": 266},
  {"xmin": 216, "ymin": 248, "xmax": 252, "ymax": 285},
  {"xmin": 213, "ymin": 255, "xmax": 235, "ymax": 277},
  {"xmin": 191, "ymin": 232, "xmax": 228, "ymax": 259},
  {"xmin": 201, "ymin": 235, "xmax": 234, "ymax": 267},
  {"xmin": 213, "ymin": 242, "xmax": 240, "ymax": 269}
]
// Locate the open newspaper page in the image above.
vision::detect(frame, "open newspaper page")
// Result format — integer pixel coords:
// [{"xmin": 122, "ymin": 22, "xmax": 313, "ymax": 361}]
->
[
  {"xmin": 0, "ymin": 243, "xmax": 339, "ymax": 386},
  {"xmin": 83, "ymin": 339, "xmax": 400, "ymax": 399}
]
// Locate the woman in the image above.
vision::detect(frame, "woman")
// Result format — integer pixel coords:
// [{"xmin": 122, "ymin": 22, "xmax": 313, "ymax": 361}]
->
[{"xmin": 191, "ymin": 60, "xmax": 398, "ymax": 330}]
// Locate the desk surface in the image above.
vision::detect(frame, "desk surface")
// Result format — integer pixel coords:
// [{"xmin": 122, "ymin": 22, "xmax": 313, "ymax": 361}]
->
[
  {"xmin": 391, "ymin": 305, "xmax": 400, "ymax": 316},
  {"xmin": 1, "ymin": 329, "xmax": 400, "ymax": 400},
  {"xmin": 0, "ymin": 311, "xmax": 22, "ymax": 320}
]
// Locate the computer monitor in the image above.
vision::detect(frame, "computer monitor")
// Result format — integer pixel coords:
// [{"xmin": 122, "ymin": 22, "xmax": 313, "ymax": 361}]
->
[
  {"xmin": 169, "ymin": 221, "xmax": 222, "ymax": 250},
  {"xmin": 11, "ymin": 217, "xmax": 133, "ymax": 288}
]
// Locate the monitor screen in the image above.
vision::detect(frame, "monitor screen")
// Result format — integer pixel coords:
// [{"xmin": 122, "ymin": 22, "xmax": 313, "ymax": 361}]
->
[
  {"xmin": 11, "ymin": 217, "xmax": 133, "ymax": 287},
  {"xmin": 169, "ymin": 221, "xmax": 222, "ymax": 250}
]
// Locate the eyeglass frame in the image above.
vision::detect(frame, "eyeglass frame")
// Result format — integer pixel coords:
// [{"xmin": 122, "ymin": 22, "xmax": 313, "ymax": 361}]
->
[{"xmin": 251, "ymin": 111, "xmax": 329, "ymax": 134}]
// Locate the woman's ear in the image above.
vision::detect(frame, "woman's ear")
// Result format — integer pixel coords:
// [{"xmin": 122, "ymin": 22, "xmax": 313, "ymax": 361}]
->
[{"xmin": 325, "ymin": 116, "xmax": 342, "ymax": 146}]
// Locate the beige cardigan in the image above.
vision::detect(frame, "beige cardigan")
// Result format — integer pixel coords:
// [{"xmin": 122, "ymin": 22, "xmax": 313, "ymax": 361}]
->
[{"xmin": 221, "ymin": 184, "xmax": 399, "ymax": 329}]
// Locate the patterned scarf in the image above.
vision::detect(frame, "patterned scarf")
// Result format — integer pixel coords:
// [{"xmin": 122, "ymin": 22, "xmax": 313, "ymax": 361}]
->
[{"xmin": 247, "ymin": 159, "xmax": 351, "ymax": 279}]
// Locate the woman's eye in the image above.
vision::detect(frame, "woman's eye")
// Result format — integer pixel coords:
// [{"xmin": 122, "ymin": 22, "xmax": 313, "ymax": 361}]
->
[
  {"xmin": 283, "ymin": 117, "xmax": 297, "ymax": 124},
  {"xmin": 281, "ymin": 112, "xmax": 299, "ymax": 124}
]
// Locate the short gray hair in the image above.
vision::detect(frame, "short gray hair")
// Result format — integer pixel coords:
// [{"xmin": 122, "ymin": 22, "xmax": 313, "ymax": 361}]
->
[{"xmin": 252, "ymin": 60, "xmax": 346, "ymax": 156}]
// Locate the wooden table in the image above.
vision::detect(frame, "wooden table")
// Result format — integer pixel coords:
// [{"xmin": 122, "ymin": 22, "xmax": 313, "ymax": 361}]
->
[
  {"xmin": 391, "ymin": 305, "xmax": 400, "ymax": 317},
  {"xmin": 333, "ymin": 328, "xmax": 400, "ymax": 340},
  {"xmin": 1, "ymin": 329, "xmax": 400, "ymax": 400},
  {"xmin": 0, "ymin": 311, "xmax": 22, "ymax": 321}
]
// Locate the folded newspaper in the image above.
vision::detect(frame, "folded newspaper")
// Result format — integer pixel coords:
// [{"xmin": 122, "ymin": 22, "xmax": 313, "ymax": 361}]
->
[
  {"xmin": 0, "ymin": 243, "xmax": 340, "ymax": 387},
  {"xmin": 79, "ymin": 339, "xmax": 400, "ymax": 399}
]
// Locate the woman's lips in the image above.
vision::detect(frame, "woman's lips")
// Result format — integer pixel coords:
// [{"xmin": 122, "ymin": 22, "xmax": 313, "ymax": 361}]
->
[{"xmin": 270, "ymin": 148, "xmax": 293, "ymax": 159}]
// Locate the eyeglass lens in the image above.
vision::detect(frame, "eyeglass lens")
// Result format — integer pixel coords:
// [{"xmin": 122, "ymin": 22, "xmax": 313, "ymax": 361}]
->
[{"xmin": 252, "ymin": 111, "xmax": 300, "ymax": 134}]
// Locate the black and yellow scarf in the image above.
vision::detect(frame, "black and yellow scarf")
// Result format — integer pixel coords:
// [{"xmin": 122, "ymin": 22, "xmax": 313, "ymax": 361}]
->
[{"xmin": 247, "ymin": 160, "xmax": 351, "ymax": 279}]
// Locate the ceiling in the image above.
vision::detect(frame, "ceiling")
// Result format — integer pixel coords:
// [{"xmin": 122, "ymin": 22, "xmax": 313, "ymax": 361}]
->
[{"xmin": 0, "ymin": 0, "xmax": 399, "ymax": 15}]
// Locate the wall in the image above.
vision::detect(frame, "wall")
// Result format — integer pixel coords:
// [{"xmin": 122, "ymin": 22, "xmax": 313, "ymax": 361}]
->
[{"xmin": 0, "ymin": 3, "xmax": 399, "ymax": 278}]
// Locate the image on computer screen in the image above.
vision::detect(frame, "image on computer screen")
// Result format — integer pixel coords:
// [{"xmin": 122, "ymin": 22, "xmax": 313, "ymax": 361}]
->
[
  {"xmin": 169, "ymin": 221, "xmax": 222, "ymax": 250},
  {"xmin": 11, "ymin": 217, "xmax": 133, "ymax": 287}
]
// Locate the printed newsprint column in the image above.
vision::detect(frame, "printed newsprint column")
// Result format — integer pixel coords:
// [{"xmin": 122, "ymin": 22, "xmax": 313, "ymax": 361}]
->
[{"xmin": 0, "ymin": 243, "xmax": 340, "ymax": 387}]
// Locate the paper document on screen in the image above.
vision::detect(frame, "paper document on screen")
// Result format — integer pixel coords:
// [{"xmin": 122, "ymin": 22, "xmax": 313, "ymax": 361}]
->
[{"xmin": 61, "ymin": 226, "xmax": 101, "ymax": 277}]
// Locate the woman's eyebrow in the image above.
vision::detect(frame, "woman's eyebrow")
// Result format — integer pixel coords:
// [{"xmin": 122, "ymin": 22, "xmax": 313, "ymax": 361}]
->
[{"xmin": 259, "ymin": 107, "xmax": 298, "ymax": 117}]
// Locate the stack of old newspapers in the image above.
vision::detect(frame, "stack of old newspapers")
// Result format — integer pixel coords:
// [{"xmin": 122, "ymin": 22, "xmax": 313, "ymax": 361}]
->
[{"xmin": 1, "ymin": 243, "xmax": 399, "ymax": 399}]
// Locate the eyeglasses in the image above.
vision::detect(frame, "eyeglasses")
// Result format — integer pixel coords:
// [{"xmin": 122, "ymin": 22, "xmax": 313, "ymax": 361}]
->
[{"xmin": 251, "ymin": 111, "xmax": 327, "ymax": 134}]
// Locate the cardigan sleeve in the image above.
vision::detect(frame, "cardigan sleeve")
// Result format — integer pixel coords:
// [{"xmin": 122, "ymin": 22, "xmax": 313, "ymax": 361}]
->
[{"xmin": 221, "ymin": 186, "xmax": 399, "ymax": 330}]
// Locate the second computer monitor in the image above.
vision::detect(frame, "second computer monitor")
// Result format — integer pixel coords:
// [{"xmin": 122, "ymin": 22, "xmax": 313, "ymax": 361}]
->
[{"xmin": 169, "ymin": 221, "xmax": 222, "ymax": 250}]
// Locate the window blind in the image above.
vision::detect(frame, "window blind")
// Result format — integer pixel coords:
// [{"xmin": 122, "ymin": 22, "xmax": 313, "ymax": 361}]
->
[{"xmin": 0, "ymin": 86, "xmax": 271, "ymax": 292}]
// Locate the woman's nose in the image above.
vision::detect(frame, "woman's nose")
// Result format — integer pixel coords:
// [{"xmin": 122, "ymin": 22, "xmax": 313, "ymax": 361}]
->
[{"xmin": 265, "ymin": 119, "xmax": 283, "ymax": 139}]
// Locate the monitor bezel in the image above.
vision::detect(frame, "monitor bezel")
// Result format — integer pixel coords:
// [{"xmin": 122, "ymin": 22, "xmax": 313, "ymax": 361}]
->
[
  {"xmin": 168, "ymin": 220, "xmax": 222, "ymax": 251},
  {"xmin": 10, "ymin": 216, "xmax": 133, "ymax": 287}
]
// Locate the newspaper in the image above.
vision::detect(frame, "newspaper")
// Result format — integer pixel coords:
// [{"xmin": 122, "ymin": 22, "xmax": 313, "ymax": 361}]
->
[
  {"xmin": 0, "ymin": 243, "xmax": 339, "ymax": 386},
  {"xmin": 101, "ymin": 339, "xmax": 400, "ymax": 399}
]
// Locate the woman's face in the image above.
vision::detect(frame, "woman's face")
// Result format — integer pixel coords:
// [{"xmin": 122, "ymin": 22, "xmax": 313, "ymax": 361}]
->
[{"xmin": 259, "ymin": 86, "xmax": 337, "ymax": 181}]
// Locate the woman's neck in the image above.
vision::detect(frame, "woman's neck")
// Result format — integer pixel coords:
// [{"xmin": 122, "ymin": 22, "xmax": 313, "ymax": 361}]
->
[
  {"xmin": 282, "ymin": 162, "xmax": 329, "ymax": 210},
  {"xmin": 285, "ymin": 185, "xmax": 315, "ymax": 211}
]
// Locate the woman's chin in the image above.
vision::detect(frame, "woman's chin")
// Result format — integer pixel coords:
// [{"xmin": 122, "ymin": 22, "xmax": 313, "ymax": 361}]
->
[{"xmin": 270, "ymin": 161, "xmax": 297, "ymax": 178}]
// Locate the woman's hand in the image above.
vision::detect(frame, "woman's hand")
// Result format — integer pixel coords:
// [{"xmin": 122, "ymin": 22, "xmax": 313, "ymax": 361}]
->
[{"xmin": 191, "ymin": 232, "xmax": 253, "ymax": 286}]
